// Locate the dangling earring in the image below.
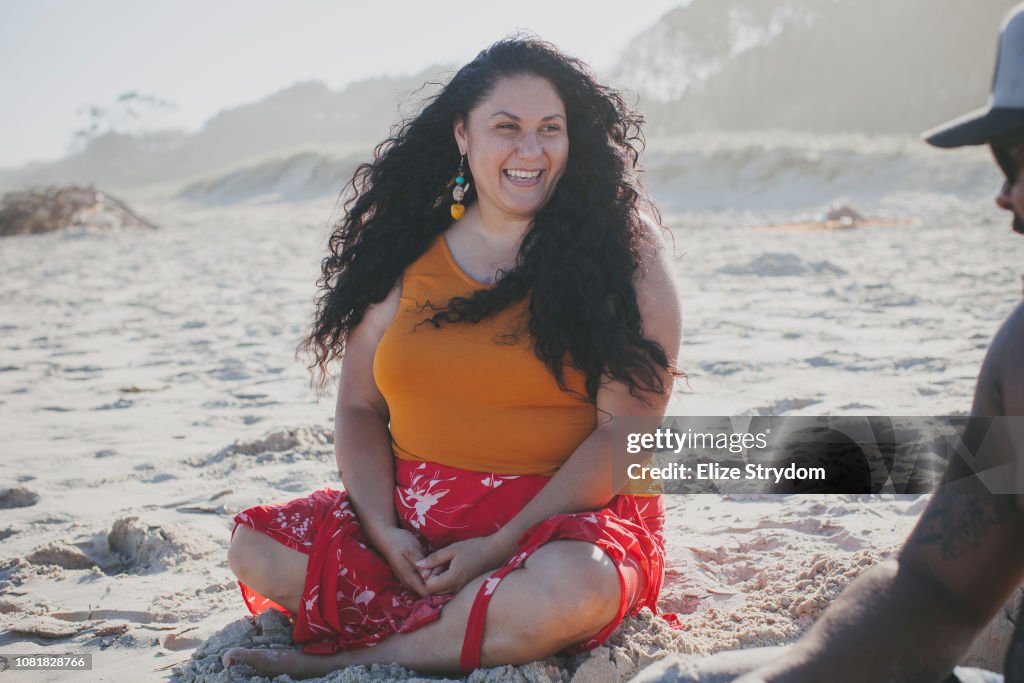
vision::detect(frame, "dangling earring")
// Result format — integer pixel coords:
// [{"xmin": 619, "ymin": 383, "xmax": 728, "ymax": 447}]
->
[{"xmin": 451, "ymin": 155, "xmax": 469, "ymax": 220}]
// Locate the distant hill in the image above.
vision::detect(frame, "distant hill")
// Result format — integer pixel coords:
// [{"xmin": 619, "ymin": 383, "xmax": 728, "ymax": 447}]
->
[
  {"xmin": 174, "ymin": 150, "xmax": 364, "ymax": 205},
  {"xmin": 2, "ymin": 0, "xmax": 1019, "ymax": 192},
  {"xmin": 614, "ymin": 0, "xmax": 1017, "ymax": 134},
  {"xmin": 0, "ymin": 67, "xmax": 451, "ymax": 192},
  {"xmin": 173, "ymin": 132, "xmax": 1000, "ymax": 210}
]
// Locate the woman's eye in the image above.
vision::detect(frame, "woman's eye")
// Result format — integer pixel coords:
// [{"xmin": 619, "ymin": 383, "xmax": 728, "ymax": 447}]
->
[
  {"xmin": 541, "ymin": 125, "xmax": 562, "ymax": 133},
  {"xmin": 496, "ymin": 123, "xmax": 517, "ymax": 131}
]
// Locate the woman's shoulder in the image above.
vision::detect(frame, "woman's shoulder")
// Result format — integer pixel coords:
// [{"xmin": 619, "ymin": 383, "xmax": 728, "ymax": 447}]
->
[
  {"xmin": 634, "ymin": 213, "xmax": 676, "ymax": 288},
  {"xmin": 355, "ymin": 280, "xmax": 403, "ymax": 344},
  {"xmin": 632, "ymin": 212, "xmax": 682, "ymax": 345}
]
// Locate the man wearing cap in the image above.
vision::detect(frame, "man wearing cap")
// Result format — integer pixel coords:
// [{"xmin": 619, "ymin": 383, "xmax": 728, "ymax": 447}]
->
[
  {"xmin": 632, "ymin": 4, "xmax": 1024, "ymax": 683},
  {"xmin": 731, "ymin": 3, "xmax": 1024, "ymax": 682}
]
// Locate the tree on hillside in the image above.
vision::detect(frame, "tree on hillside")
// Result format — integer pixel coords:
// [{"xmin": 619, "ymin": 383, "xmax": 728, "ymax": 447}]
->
[{"xmin": 70, "ymin": 92, "xmax": 177, "ymax": 152}]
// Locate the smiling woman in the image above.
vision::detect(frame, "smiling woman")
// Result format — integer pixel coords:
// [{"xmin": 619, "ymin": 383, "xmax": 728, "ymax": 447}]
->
[
  {"xmin": 453, "ymin": 74, "xmax": 569, "ymax": 224},
  {"xmin": 222, "ymin": 37, "xmax": 683, "ymax": 679}
]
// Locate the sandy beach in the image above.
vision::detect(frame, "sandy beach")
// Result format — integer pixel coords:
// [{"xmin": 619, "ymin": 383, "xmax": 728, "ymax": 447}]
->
[{"xmin": 1, "ymin": 134, "xmax": 1024, "ymax": 682}]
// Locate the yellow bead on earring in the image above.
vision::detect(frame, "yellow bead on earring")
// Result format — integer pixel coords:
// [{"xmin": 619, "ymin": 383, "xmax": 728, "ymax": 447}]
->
[{"xmin": 451, "ymin": 155, "xmax": 469, "ymax": 220}]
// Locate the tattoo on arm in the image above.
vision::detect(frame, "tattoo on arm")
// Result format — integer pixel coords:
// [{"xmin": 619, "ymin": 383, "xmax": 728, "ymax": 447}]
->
[{"xmin": 911, "ymin": 494, "xmax": 1017, "ymax": 560}]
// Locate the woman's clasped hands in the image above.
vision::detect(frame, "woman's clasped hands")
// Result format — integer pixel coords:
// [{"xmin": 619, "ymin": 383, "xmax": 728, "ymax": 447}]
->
[
  {"xmin": 417, "ymin": 534, "xmax": 514, "ymax": 595},
  {"xmin": 376, "ymin": 528, "xmax": 513, "ymax": 598}
]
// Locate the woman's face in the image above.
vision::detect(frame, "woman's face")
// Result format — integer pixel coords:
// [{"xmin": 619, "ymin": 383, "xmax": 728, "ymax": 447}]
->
[{"xmin": 453, "ymin": 74, "xmax": 569, "ymax": 222}]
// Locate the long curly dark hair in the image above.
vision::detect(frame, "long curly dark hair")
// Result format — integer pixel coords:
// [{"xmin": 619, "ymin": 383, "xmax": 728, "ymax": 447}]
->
[{"xmin": 303, "ymin": 37, "xmax": 680, "ymax": 404}]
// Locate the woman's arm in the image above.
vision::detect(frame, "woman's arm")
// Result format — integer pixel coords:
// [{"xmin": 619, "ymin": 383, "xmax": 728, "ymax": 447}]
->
[
  {"xmin": 491, "ymin": 219, "xmax": 682, "ymax": 541},
  {"xmin": 334, "ymin": 283, "xmax": 433, "ymax": 596},
  {"xmin": 420, "ymin": 219, "xmax": 683, "ymax": 593}
]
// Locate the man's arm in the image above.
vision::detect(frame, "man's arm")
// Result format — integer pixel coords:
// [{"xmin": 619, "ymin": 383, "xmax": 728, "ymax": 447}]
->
[
  {"xmin": 738, "ymin": 304, "xmax": 1024, "ymax": 683},
  {"xmin": 736, "ymin": 496, "xmax": 1024, "ymax": 683},
  {"xmin": 945, "ymin": 303, "xmax": 1023, "ymax": 487}
]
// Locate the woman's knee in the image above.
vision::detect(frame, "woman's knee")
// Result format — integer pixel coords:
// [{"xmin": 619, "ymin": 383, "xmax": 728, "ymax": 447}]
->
[
  {"xmin": 227, "ymin": 524, "xmax": 262, "ymax": 582},
  {"xmin": 227, "ymin": 524, "xmax": 308, "ymax": 610},
  {"xmin": 526, "ymin": 541, "xmax": 622, "ymax": 635}
]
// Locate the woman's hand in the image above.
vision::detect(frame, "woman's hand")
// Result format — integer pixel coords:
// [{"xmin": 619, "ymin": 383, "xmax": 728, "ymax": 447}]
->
[
  {"xmin": 417, "ymin": 534, "xmax": 514, "ymax": 595},
  {"xmin": 373, "ymin": 526, "xmax": 433, "ymax": 598}
]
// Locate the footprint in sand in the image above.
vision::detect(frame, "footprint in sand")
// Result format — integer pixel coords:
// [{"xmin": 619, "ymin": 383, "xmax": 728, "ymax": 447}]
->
[
  {"xmin": 0, "ymin": 487, "xmax": 39, "ymax": 509},
  {"xmin": 0, "ymin": 600, "xmax": 22, "ymax": 614},
  {"xmin": 755, "ymin": 397, "xmax": 821, "ymax": 415},
  {"xmin": 10, "ymin": 617, "xmax": 90, "ymax": 639}
]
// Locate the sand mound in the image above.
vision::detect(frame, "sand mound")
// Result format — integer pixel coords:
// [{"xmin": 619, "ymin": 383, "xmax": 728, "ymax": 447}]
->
[
  {"xmin": 175, "ymin": 609, "xmax": 693, "ymax": 683},
  {"xmin": 0, "ymin": 486, "xmax": 39, "ymax": 508},
  {"xmin": 106, "ymin": 517, "xmax": 212, "ymax": 572},
  {"xmin": 26, "ymin": 543, "xmax": 97, "ymax": 570},
  {"xmin": 672, "ymin": 547, "xmax": 885, "ymax": 653},
  {"xmin": 174, "ymin": 610, "xmax": 303, "ymax": 682},
  {"xmin": 228, "ymin": 426, "xmax": 333, "ymax": 456},
  {"xmin": 656, "ymin": 499, "xmax": 906, "ymax": 658},
  {"xmin": 0, "ymin": 186, "xmax": 157, "ymax": 236},
  {"xmin": 194, "ymin": 426, "xmax": 334, "ymax": 469},
  {"xmin": 631, "ymin": 586, "xmax": 1024, "ymax": 679},
  {"xmin": 565, "ymin": 611, "xmax": 696, "ymax": 682}
]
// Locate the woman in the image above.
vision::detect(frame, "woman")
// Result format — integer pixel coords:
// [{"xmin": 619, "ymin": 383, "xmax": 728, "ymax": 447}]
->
[{"xmin": 223, "ymin": 38, "xmax": 683, "ymax": 678}]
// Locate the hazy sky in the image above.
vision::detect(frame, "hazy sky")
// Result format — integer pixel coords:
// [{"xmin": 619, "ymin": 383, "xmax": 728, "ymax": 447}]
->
[{"xmin": 0, "ymin": 0, "xmax": 684, "ymax": 169}]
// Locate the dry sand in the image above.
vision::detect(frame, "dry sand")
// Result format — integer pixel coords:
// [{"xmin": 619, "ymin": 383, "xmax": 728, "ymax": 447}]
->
[{"xmin": 1, "ymin": 187, "xmax": 1022, "ymax": 681}]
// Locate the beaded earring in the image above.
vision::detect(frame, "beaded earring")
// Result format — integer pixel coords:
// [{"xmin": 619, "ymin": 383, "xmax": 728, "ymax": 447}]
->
[{"xmin": 450, "ymin": 155, "xmax": 470, "ymax": 220}]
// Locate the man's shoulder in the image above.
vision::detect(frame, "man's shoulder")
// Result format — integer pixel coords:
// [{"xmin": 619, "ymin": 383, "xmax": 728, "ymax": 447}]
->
[
  {"xmin": 987, "ymin": 300, "xmax": 1024, "ymax": 416},
  {"xmin": 990, "ymin": 301, "xmax": 1024, "ymax": 373},
  {"xmin": 996, "ymin": 300, "xmax": 1024, "ymax": 344}
]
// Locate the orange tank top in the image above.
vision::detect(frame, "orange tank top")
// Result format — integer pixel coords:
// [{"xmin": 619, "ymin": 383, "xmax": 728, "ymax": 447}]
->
[{"xmin": 373, "ymin": 233, "xmax": 598, "ymax": 476}]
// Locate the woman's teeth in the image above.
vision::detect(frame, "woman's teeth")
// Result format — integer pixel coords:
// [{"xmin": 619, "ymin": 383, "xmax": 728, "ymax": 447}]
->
[{"xmin": 504, "ymin": 170, "xmax": 541, "ymax": 180}]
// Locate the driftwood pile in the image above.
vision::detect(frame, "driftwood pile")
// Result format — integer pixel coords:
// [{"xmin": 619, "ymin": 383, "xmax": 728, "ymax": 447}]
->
[{"xmin": 0, "ymin": 186, "xmax": 157, "ymax": 237}]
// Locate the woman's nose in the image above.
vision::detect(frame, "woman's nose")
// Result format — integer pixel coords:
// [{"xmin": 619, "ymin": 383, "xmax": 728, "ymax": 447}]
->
[
  {"xmin": 996, "ymin": 180, "xmax": 1013, "ymax": 211},
  {"xmin": 517, "ymin": 133, "xmax": 542, "ymax": 158}
]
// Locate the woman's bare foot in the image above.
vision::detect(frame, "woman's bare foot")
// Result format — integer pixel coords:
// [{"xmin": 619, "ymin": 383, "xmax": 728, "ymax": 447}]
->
[{"xmin": 222, "ymin": 647, "xmax": 346, "ymax": 680}]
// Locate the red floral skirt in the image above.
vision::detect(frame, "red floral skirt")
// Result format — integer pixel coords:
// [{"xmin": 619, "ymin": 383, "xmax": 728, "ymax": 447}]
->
[{"xmin": 233, "ymin": 459, "xmax": 666, "ymax": 667}]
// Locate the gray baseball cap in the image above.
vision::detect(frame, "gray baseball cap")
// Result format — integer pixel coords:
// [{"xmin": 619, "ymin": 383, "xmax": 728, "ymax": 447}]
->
[{"xmin": 924, "ymin": 2, "xmax": 1024, "ymax": 148}]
